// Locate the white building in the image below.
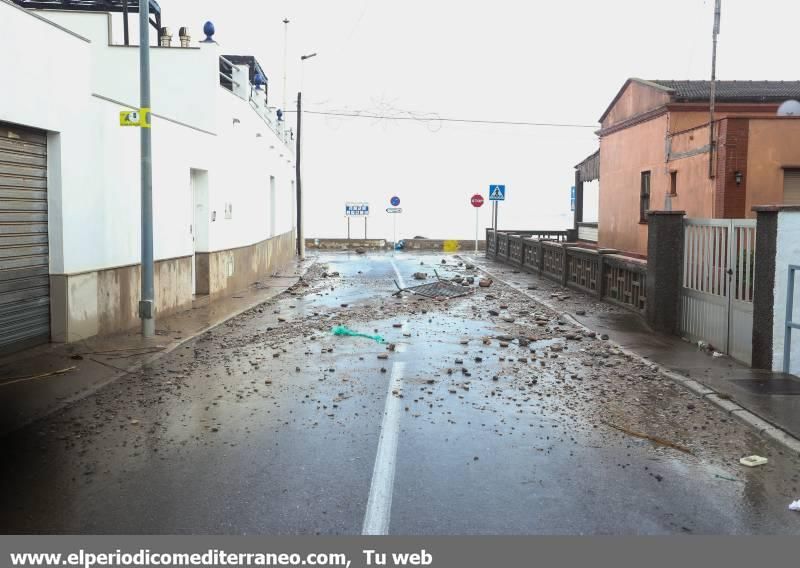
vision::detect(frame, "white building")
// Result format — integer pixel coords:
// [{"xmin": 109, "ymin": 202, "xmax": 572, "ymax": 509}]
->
[{"xmin": 0, "ymin": 0, "xmax": 298, "ymax": 354}]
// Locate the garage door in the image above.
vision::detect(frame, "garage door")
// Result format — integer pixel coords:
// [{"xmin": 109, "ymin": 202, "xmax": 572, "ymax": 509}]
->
[{"xmin": 0, "ymin": 124, "xmax": 50, "ymax": 355}]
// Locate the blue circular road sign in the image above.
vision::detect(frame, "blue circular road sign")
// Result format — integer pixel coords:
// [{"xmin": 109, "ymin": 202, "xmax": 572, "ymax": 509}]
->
[{"xmin": 390, "ymin": 196, "xmax": 401, "ymax": 207}]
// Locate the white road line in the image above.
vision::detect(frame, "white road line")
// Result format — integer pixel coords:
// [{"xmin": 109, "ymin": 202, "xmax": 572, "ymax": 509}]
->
[
  {"xmin": 362, "ymin": 361, "xmax": 406, "ymax": 535},
  {"xmin": 390, "ymin": 258, "xmax": 406, "ymax": 289}
]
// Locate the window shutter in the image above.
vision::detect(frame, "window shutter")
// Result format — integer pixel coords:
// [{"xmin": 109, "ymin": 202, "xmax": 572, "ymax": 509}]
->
[{"xmin": 784, "ymin": 170, "xmax": 800, "ymax": 204}]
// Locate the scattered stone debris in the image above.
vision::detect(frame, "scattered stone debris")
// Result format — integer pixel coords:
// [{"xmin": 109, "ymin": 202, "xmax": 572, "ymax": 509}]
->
[{"xmin": 23, "ymin": 251, "xmax": 799, "ymax": 529}]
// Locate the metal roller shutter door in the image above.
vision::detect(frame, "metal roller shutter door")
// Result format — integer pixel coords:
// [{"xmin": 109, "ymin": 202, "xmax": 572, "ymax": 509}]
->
[{"xmin": 0, "ymin": 124, "xmax": 50, "ymax": 354}]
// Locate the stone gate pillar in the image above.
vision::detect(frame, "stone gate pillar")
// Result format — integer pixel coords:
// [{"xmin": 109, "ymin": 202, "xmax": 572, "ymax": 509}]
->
[{"xmin": 645, "ymin": 210, "xmax": 686, "ymax": 334}]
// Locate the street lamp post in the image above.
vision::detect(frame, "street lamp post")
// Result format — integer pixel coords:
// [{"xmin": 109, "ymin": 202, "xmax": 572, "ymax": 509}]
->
[
  {"xmin": 296, "ymin": 53, "xmax": 317, "ymax": 260},
  {"xmin": 139, "ymin": 0, "xmax": 155, "ymax": 338},
  {"xmin": 282, "ymin": 18, "xmax": 289, "ymax": 119}
]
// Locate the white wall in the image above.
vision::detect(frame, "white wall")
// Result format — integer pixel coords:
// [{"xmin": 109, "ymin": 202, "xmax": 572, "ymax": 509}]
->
[
  {"xmin": 39, "ymin": 11, "xmax": 219, "ymax": 134},
  {"xmin": 0, "ymin": 5, "xmax": 92, "ymax": 134},
  {"xmin": 0, "ymin": 2, "xmax": 295, "ymax": 278},
  {"xmin": 772, "ymin": 210, "xmax": 800, "ymax": 376},
  {"xmin": 206, "ymin": 87, "xmax": 295, "ymax": 253},
  {"xmin": 0, "ymin": 1, "xmax": 92, "ymax": 274}
]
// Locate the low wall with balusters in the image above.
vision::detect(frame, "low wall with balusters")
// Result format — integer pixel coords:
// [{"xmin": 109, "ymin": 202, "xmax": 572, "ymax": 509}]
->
[{"xmin": 486, "ymin": 229, "xmax": 647, "ymax": 314}]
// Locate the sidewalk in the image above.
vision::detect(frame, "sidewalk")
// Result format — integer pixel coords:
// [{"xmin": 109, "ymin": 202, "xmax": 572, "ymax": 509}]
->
[
  {"xmin": 464, "ymin": 254, "xmax": 800, "ymax": 446},
  {"xmin": 0, "ymin": 256, "xmax": 316, "ymax": 436}
]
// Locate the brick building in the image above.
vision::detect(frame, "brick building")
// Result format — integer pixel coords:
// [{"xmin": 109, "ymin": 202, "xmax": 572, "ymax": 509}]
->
[{"xmin": 575, "ymin": 79, "xmax": 800, "ymax": 257}]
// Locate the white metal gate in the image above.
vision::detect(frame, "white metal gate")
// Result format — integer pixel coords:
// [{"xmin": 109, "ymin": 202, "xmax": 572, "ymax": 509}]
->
[{"xmin": 681, "ymin": 218, "xmax": 756, "ymax": 365}]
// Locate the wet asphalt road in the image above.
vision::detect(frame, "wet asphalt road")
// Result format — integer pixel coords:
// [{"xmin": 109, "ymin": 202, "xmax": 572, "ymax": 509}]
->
[{"xmin": 1, "ymin": 251, "xmax": 800, "ymax": 535}]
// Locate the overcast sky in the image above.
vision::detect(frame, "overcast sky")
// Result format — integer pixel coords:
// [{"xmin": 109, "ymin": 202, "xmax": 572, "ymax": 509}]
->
[{"xmin": 159, "ymin": 0, "xmax": 798, "ymax": 240}]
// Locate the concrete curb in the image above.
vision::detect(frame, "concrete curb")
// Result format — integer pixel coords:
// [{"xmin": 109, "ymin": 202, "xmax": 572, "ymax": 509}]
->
[
  {"xmin": 3, "ymin": 258, "xmax": 317, "ymax": 437},
  {"xmin": 462, "ymin": 255, "xmax": 800, "ymax": 455}
]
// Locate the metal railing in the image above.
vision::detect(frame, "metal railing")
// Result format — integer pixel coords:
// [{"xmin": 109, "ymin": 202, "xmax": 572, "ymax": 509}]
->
[
  {"xmin": 785, "ymin": 264, "xmax": 800, "ymax": 373},
  {"xmin": 218, "ymin": 56, "xmax": 293, "ymax": 147},
  {"xmin": 219, "ymin": 56, "xmax": 240, "ymax": 88}
]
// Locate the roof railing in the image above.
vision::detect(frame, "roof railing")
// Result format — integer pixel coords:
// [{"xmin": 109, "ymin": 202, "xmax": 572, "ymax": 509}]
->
[
  {"xmin": 218, "ymin": 56, "xmax": 240, "ymax": 89},
  {"xmin": 218, "ymin": 56, "xmax": 292, "ymax": 148}
]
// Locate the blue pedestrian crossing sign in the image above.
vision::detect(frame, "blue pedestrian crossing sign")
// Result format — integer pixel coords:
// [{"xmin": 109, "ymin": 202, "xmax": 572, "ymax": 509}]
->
[{"xmin": 489, "ymin": 185, "xmax": 506, "ymax": 201}]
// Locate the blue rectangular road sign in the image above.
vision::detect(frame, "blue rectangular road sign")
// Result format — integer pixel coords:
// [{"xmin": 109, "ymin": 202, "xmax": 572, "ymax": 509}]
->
[
  {"xmin": 345, "ymin": 202, "xmax": 370, "ymax": 216},
  {"xmin": 570, "ymin": 186, "xmax": 576, "ymax": 212},
  {"xmin": 489, "ymin": 185, "xmax": 506, "ymax": 201}
]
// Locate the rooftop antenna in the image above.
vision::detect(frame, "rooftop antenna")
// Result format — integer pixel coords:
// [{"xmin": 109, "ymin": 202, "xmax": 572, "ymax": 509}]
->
[{"xmin": 708, "ymin": 0, "xmax": 721, "ymax": 179}]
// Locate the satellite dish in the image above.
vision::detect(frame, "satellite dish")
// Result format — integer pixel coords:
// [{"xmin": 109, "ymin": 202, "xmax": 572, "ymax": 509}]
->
[{"xmin": 777, "ymin": 100, "xmax": 800, "ymax": 116}]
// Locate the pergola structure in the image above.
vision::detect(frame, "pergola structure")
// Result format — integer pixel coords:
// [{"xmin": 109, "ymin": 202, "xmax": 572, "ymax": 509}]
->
[
  {"xmin": 573, "ymin": 149, "xmax": 599, "ymax": 230},
  {"xmin": 12, "ymin": 0, "xmax": 162, "ymax": 45}
]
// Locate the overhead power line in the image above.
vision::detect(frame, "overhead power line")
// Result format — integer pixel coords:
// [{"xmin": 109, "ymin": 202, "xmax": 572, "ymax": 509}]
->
[{"xmin": 284, "ymin": 109, "xmax": 597, "ymax": 129}]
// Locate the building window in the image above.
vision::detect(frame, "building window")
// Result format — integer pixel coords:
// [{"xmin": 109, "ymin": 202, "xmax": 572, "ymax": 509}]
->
[
  {"xmin": 640, "ymin": 171, "xmax": 651, "ymax": 222},
  {"xmin": 784, "ymin": 169, "xmax": 800, "ymax": 204},
  {"xmin": 670, "ymin": 171, "xmax": 678, "ymax": 196}
]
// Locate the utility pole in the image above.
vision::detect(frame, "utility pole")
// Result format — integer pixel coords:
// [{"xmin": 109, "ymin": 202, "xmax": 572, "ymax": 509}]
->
[
  {"xmin": 708, "ymin": 0, "xmax": 721, "ymax": 179},
  {"xmin": 295, "ymin": 91, "xmax": 304, "ymax": 259},
  {"xmin": 139, "ymin": 0, "xmax": 155, "ymax": 337}
]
